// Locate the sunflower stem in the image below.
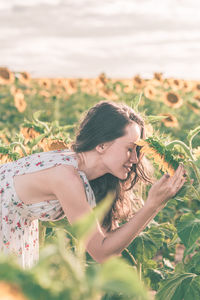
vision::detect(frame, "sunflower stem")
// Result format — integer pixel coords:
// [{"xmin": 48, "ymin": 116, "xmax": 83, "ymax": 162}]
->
[
  {"xmin": 138, "ymin": 263, "xmax": 142, "ymax": 281},
  {"xmin": 166, "ymin": 140, "xmax": 194, "ymax": 161},
  {"xmin": 188, "ymin": 160, "xmax": 200, "ymax": 185},
  {"xmin": 10, "ymin": 142, "xmax": 27, "ymax": 157},
  {"xmin": 189, "ymin": 182, "xmax": 200, "ymax": 200}
]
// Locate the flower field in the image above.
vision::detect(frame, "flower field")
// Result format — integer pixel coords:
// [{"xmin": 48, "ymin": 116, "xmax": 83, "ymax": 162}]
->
[{"xmin": 0, "ymin": 66, "xmax": 200, "ymax": 300}]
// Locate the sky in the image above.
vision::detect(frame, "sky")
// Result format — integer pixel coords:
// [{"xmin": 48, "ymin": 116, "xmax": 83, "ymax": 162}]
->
[{"xmin": 0, "ymin": 0, "xmax": 200, "ymax": 79}]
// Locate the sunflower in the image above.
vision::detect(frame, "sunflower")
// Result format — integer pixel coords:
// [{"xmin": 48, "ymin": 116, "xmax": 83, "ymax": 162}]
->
[
  {"xmin": 38, "ymin": 78, "xmax": 51, "ymax": 89},
  {"xmin": 98, "ymin": 72, "xmax": 108, "ymax": 84},
  {"xmin": 98, "ymin": 88, "xmax": 118, "ymax": 101},
  {"xmin": 113, "ymin": 81, "xmax": 123, "ymax": 93},
  {"xmin": 53, "ymin": 78, "xmax": 67, "ymax": 87},
  {"xmin": 20, "ymin": 127, "xmax": 41, "ymax": 141},
  {"xmin": 183, "ymin": 80, "xmax": 194, "ymax": 93},
  {"xmin": 122, "ymin": 79, "xmax": 134, "ymax": 93},
  {"xmin": 39, "ymin": 90, "xmax": 51, "ymax": 98},
  {"xmin": 133, "ymin": 75, "xmax": 145, "ymax": 90},
  {"xmin": 52, "ymin": 88, "xmax": 63, "ymax": 98},
  {"xmin": 154, "ymin": 72, "xmax": 163, "ymax": 82},
  {"xmin": 14, "ymin": 145, "xmax": 30, "ymax": 157},
  {"xmin": 160, "ymin": 113, "xmax": 179, "ymax": 128},
  {"xmin": 0, "ymin": 132, "xmax": 9, "ymax": 144},
  {"xmin": 0, "ymin": 154, "xmax": 12, "ymax": 164},
  {"xmin": 144, "ymin": 85, "xmax": 157, "ymax": 100},
  {"xmin": 94, "ymin": 76, "xmax": 108, "ymax": 91},
  {"xmin": 0, "ymin": 67, "xmax": 15, "ymax": 85},
  {"xmin": 63, "ymin": 79, "xmax": 77, "ymax": 95},
  {"xmin": 81, "ymin": 78, "xmax": 98, "ymax": 94},
  {"xmin": 150, "ymin": 72, "xmax": 164, "ymax": 87},
  {"xmin": 163, "ymin": 91, "xmax": 183, "ymax": 108},
  {"xmin": 80, "ymin": 78, "xmax": 90, "ymax": 93},
  {"xmin": 194, "ymin": 94, "xmax": 200, "ymax": 104},
  {"xmin": 167, "ymin": 78, "xmax": 184, "ymax": 91},
  {"xmin": 193, "ymin": 147, "xmax": 200, "ymax": 160},
  {"xmin": 187, "ymin": 101, "xmax": 200, "ymax": 115},
  {"xmin": 39, "ymin": 138, "xmax": 68, "ymax": 152},
  {"xmin": 136, "ymin": 137, "xmax": 185, "ymax": 176},
  {"xmin": 193, "ymin": 82, "xmax": 200, "ymax": 93},
  {"xmin": 18, "ymin": 71, "xmax": 31, "ymax": 85},
  {"xmin": 14, "ymin": 91, "xmax": 27, "ymax": 113},
  {"xmin": 0, "ymin": 281, "xmax": 28, "ymax": 300}
]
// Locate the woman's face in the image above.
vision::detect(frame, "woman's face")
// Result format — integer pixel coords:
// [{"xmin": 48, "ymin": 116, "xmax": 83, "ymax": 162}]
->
[{"xmin": 99, "ymin": 122, "xmax": 141, "ymax": 180}]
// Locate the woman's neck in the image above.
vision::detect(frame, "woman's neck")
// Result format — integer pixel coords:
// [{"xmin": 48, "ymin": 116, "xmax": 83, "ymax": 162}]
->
[{"xmin": 76, "ymin": 150, "xmax": 107, "ymax": 180}]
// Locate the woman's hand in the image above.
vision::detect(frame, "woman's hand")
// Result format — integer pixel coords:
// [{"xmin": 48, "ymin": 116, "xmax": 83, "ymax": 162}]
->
[{"xmin": 145, "ymin": 164, "xmax": 187, "ymax": 211}]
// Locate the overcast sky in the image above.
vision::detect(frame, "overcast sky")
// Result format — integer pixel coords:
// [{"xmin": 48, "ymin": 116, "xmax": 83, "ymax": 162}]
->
[{"xmin": 0, "ymin": 0, "xmax": 200, "ymax": 79}]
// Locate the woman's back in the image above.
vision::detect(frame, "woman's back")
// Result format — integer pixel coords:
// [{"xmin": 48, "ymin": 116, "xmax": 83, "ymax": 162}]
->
[{"xmin": 0, "ymin": 149, "xmax": 96, "ymax": 268}]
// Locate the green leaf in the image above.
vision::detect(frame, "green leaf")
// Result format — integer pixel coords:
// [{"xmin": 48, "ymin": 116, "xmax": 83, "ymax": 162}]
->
[
  {"xmin": 184, "ymin": 276, "xmax": 200, "ymax": 300},
  {"xmin": 156, "ymin": 273, "xmax": 198, "ymax": 300},
  {"xmin": 144, "ymin": 267, "xmax": 165, "ymax": 291},
  {"xmin": 128, "ymin": 226, "xmax": 165, "ymax": 263},
  {"xmin": 185, "ymin": 252, "xmax": 200, "ymax": 275},
  {"xmin": 158, "ymin": 223, "xmax": 177, "ymax": 240},
  {"xmin": 28, "ymin": 133, "xmax": 47, "ymax": 148},
  {"xmin": 97, "ymin": 257, "xmax": 149, "ymax": 300},
  {"xmin": 131, "ymin": 93, "xmax": 142, "ymax": 111},
  {"xmin": 146, "ymin": 115, "xmax": 169, "ymax": 124},
  {"xmin": 69, "ymin": 191, "xmax": 114, "ymax": 243},
  {"xmin": 42, "ymin": 217, "xmax": 69, "ymax": 229},
  {"xmin": 177, "ymin": 211, "xmax": 200, "ymax": 248},
  {"xmin": 183, "ymin": 243, "xmax": 199, "ymax": 262}
]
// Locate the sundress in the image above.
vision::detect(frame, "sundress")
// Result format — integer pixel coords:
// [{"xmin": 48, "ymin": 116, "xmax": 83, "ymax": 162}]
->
[{"xmin": 0, "ymin": 149, "xmax": 96, "ymax": 269}]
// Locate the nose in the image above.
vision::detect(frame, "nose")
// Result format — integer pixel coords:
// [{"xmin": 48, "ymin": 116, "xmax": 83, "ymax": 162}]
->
[{"xmin": 129, "ymin": 149, "xmax": 139, "ymax": 164}]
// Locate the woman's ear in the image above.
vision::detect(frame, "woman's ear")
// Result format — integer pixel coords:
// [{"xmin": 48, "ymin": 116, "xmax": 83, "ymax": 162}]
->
[{"xmin": 96, "ymin": 143, "xmax": 108, "ymax": 154}]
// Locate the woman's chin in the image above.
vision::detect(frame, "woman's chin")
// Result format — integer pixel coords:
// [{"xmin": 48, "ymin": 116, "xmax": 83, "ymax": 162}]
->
[
  {"xmin": 110, "ymin": 169, "xmax": 129, "ymax": 180},
  {"xmin": 118, "ymin": 171, "xmax": 129, "ymax": 180}
]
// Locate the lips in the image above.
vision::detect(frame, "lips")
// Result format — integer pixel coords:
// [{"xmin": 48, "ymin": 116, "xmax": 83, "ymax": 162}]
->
[{"xmin": 124, "ymin": 165, "xmax": 132, "ymax": 172}]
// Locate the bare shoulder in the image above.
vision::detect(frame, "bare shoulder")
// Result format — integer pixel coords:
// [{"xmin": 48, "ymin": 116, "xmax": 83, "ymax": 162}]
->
[
  {"xmin": 49, "ymin": 164, "xmax": 91, "ymax": 223},
  {"xmin": 50, "ymin": 164, "xmax": 81, "ymax": 183}
]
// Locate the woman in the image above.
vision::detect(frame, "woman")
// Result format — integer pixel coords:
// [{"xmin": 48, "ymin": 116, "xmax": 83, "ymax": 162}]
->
[{"xmin": 0, "ymin": 101, "xmax": 186, "ymax": 268}]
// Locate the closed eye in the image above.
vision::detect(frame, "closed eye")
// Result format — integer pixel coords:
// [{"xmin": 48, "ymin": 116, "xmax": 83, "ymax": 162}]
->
[{"xmin": 136, "ymin": 145, "xmax": 143, "ymax": 156}]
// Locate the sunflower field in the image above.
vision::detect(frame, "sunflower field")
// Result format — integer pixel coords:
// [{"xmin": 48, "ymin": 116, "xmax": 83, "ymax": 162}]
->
[{"xmin": 0, "ymin": 66, "xmax": 200, "ymax": 300}]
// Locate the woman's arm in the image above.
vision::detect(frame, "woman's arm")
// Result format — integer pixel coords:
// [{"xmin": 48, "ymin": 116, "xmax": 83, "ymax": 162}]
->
[{"xmin": 50, "ymin": 164, "xmax": 186, "ymax": 263}]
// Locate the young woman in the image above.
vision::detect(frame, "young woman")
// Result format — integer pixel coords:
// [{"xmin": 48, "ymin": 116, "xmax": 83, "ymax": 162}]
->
[{"xmin": 0, "ymin": 101, "xmax": 186, "ymax": 268}]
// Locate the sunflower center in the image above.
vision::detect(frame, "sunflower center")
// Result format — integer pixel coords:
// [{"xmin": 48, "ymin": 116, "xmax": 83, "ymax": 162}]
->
[
  {"xmin": 166, "ymin": 116, "xmax": 173, "ymax": 122},
  {"xmin": 174, "ymin": 80, "xmax": 179, "ymax": 86},
  {"xmin": 195, "ymin": 96, "xmax": 200, "ymax": 102},
  {"xmin": 0, "ymin": 69, "xmax": 10, "ymax": 80},
  {"xmin": 167, "ymin": 93, "xmax": 178, "ymax": 103},
  {"xmin": 196, "ymin": 84, "xmax": 200, "ymax": 90},
  {"xmin": 134, "ymin": 77, "xmax": 142, "ymax": 84}
]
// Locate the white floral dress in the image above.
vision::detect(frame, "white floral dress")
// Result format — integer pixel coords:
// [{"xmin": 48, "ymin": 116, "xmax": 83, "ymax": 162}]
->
[{"xmin": 0, "ymin": 150, "xmax": 96, "ymax": 269}]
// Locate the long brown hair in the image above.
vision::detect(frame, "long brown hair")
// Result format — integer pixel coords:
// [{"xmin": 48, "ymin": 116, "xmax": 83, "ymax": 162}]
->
[{"xmin": 72, "ymin": 101, "xmax": 152, "ymax": 231}]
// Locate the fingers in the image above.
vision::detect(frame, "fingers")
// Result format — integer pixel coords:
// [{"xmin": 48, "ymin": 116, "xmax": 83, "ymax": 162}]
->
[
  {"xmin": 172, "ymin": 165, "xmax": 187, "ymax": 195},
  {"xmin": 174, "ymin": 164, "xmax": 185, "ymax": 178},
  {"xmin": 159, "ymin": 172, "xmax": 170, "ymax": 184},
  {"xmin": 173, "ymin": 164, "xmax": 186, "ymax": 183}
]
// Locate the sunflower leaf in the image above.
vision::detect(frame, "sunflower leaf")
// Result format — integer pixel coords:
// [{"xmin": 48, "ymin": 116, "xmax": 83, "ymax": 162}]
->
[
  {"xmin": 177, "ymin": 211, "xmax": 200, "ymax": 248},
  {"xmin": 131, "ymin": 93, "xmax": 142, "ymax": 111},
  {"xmin": 127, "ymin": 225, "xmax": 165, "ymax": 263},
  {"xmin": 156, "ymin": 273, "xmax": 200, "ymax": 300},
  {"xmin": 146, "ymin": 115, "xmax": 168, "ymax": 123}
]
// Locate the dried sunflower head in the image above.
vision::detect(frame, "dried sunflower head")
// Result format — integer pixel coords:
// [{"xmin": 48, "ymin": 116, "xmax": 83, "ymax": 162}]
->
[{"xmin": 136, "ymin": 136, "xmax": 186, "ymax": 176}]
